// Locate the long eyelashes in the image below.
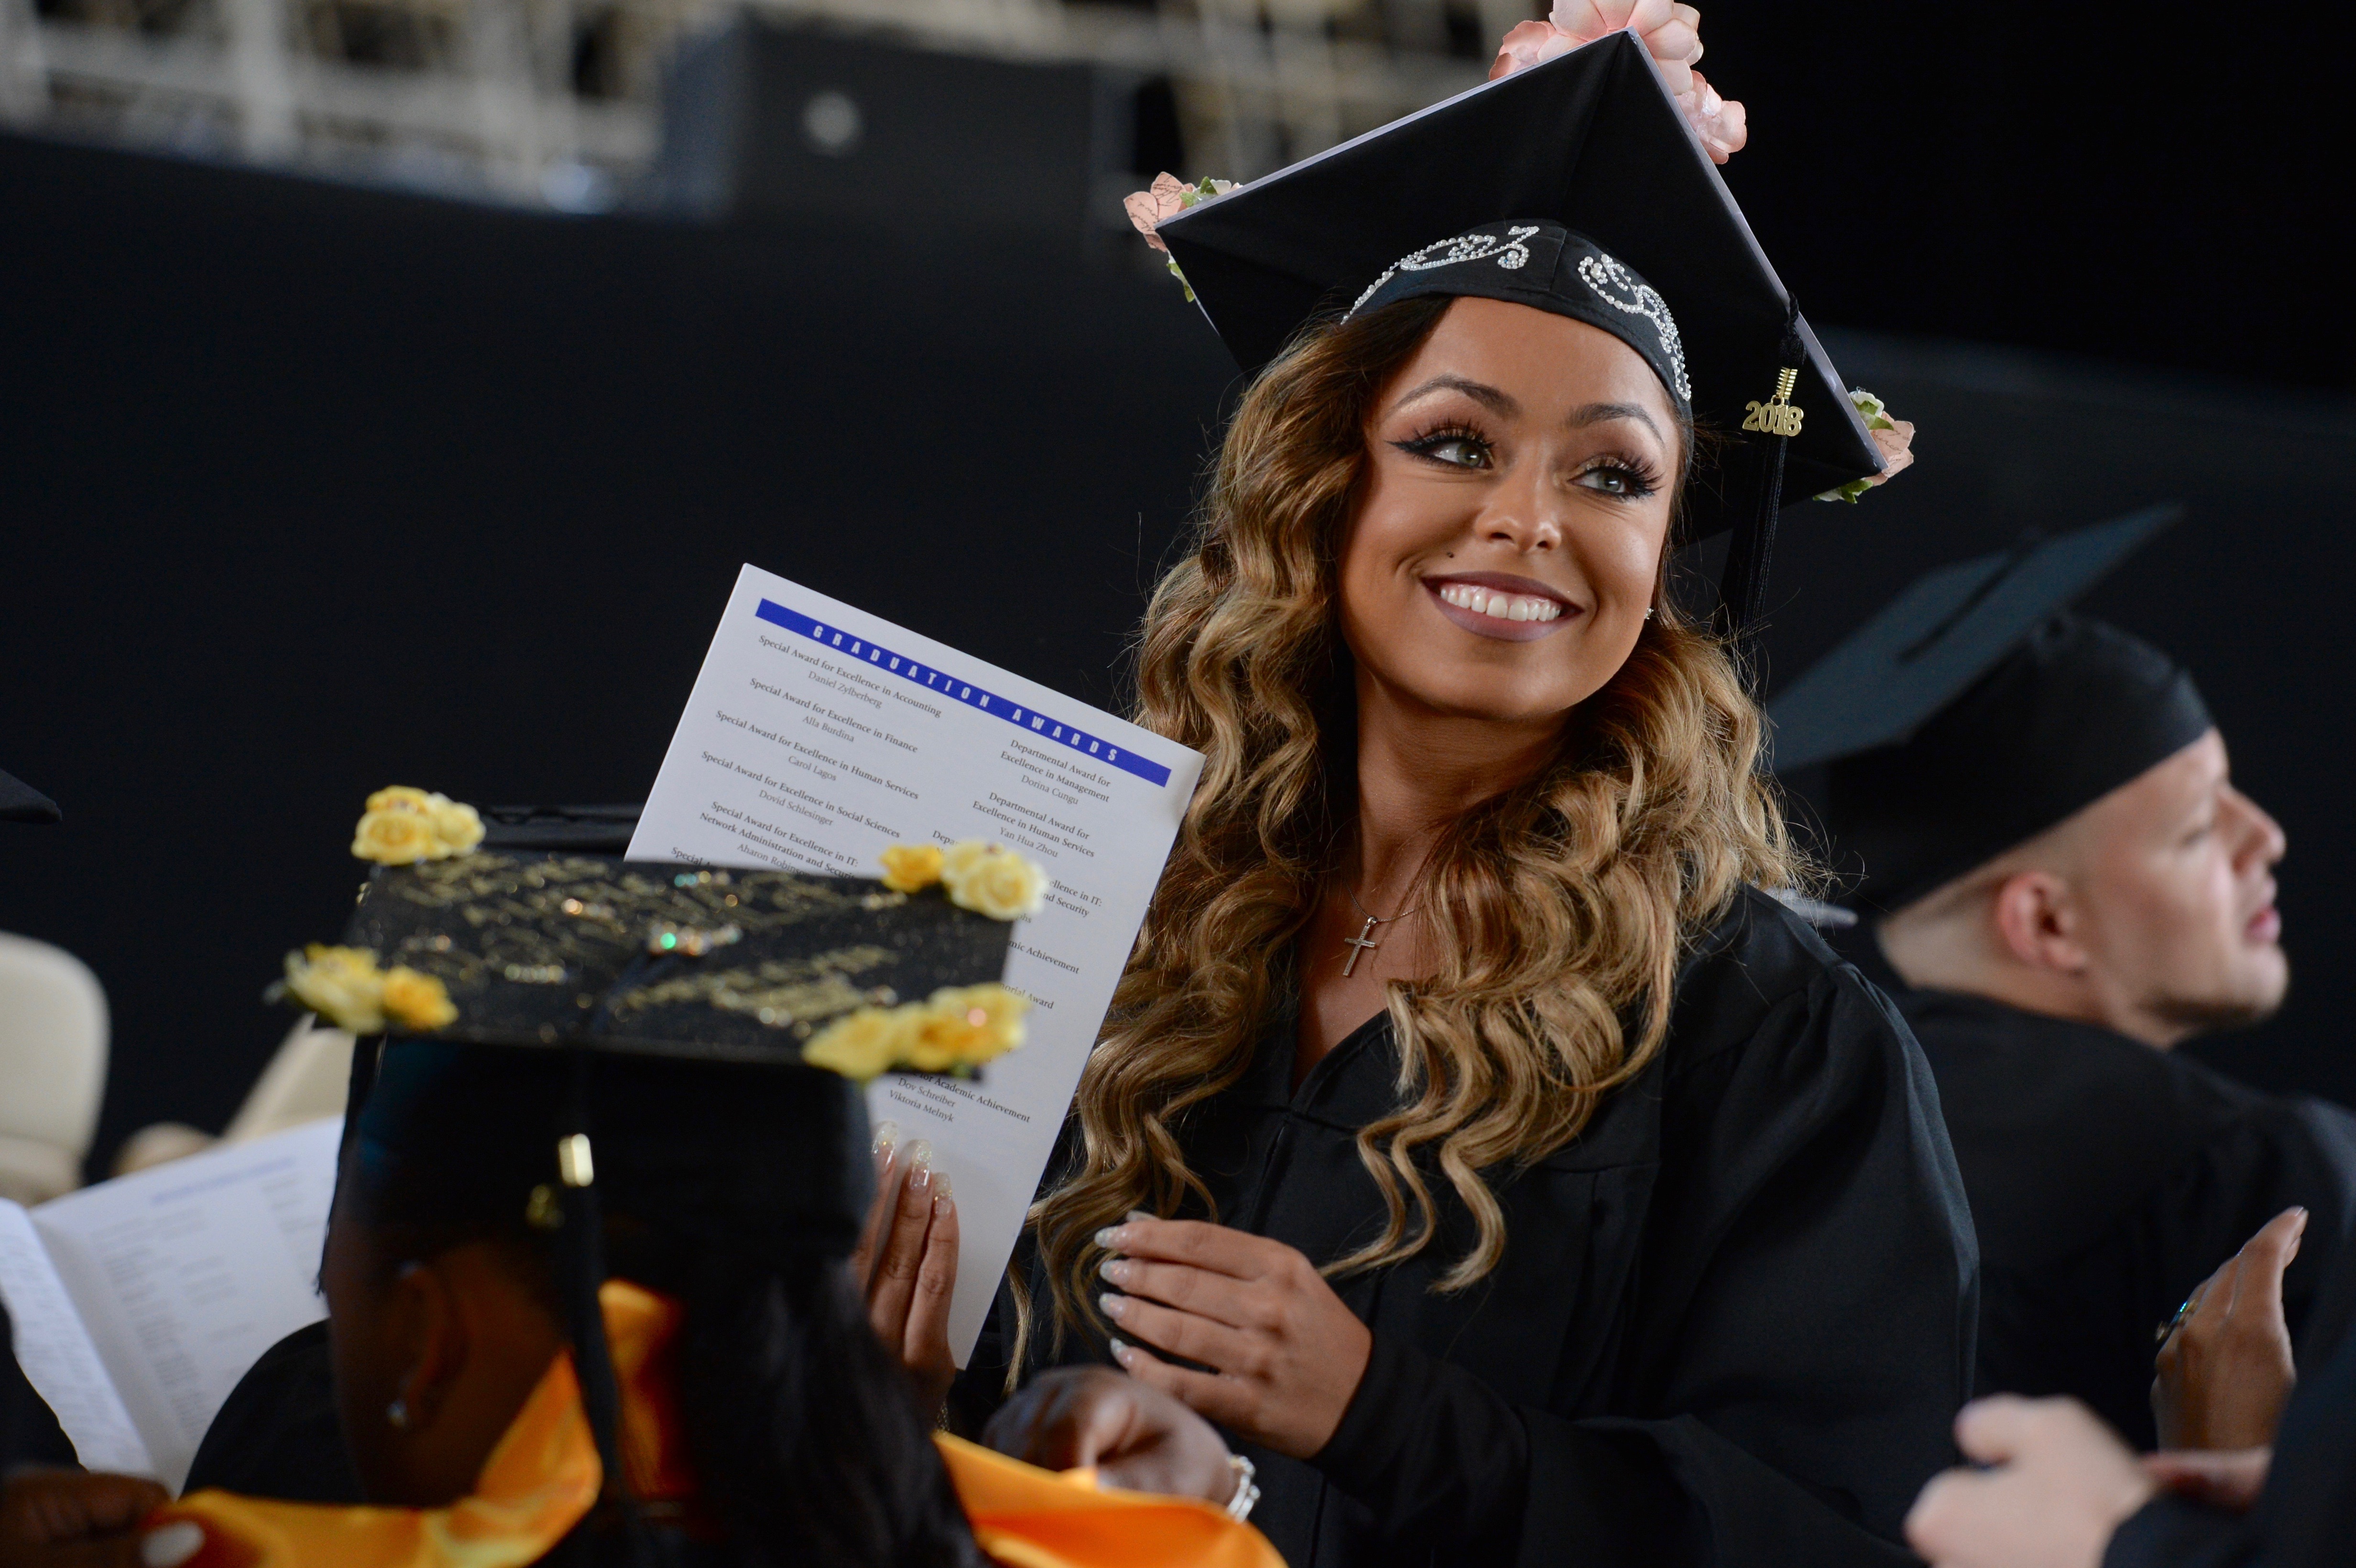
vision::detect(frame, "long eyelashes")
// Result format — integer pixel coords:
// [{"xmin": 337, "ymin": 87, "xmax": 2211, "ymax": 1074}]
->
[
  {"xmin": 1393, "ymin": 422, "xmax": 1493, "ymax": 468},
  {"xmin": 1574, "ymin": 454, "xmax": 1664, "ymax": 499},
  {"xmin": 1393, "ymin": 423, "xmax": 1663, "ymax": 501}
]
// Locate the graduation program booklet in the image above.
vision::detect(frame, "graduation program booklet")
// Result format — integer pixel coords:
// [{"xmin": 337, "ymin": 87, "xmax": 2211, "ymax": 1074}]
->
[
  {"xmin": 630, "ymin": 565, "xmax": 1204, "ymax": 1361},
  {"xmin": 0, "ymin": 1117, "xmax": 342, "ymax": 1490}
]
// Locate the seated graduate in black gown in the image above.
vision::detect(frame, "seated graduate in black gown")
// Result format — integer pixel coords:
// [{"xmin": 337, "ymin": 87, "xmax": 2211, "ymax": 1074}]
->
[
  {"xmin": 950, "ymin": 28, "xmax": 1975, "ymax": 1568},
  {"xmin": 1770, "ymin": 510, "xmax": 2356, "ymax": 1450},
  {"xmin": 16, "ymin": 830, "xmax": 1278, "ymax": 1568}
]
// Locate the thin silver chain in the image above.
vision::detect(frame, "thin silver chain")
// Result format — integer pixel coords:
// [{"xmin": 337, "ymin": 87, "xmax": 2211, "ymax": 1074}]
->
[{"xmin": 1346, "ymin": 885, "xmax": 1423, "ymax": 926}]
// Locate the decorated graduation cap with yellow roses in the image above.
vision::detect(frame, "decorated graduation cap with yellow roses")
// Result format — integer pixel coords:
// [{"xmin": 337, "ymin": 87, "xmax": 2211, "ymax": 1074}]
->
[
  {"xmin": 278, "ymin": 786, "xmax": 1039, "ymax": 1078},
  {"xmin": 271, "ymin": 788, "xmax": 1041, "ymax": 1553}
]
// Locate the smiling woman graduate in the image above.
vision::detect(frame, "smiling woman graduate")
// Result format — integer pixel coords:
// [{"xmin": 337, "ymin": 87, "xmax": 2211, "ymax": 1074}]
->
[{"xmin": 948, "ymin": 24, "xmax": 1974, "ymax": 1568}]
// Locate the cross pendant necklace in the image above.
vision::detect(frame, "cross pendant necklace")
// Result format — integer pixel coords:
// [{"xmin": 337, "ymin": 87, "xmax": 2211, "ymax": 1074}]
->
[{"xmin": 1341, "ymin": 887, "xmax": 1422, "ymax": 977}]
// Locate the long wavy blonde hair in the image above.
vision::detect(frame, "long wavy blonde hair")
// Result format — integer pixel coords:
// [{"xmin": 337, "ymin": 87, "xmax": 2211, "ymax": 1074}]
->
[{"xmin": 1021, "ymin": 295, "xmax": 1797, "ymax": 1364}]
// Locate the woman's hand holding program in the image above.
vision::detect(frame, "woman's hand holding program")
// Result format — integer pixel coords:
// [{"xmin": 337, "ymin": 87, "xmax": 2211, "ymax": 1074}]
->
[
  {"xmin": 1093, "ymin": 1217, "xmax": 1372, "ymax": 1459},
  {"xmin": 851, "ymin": 1123, "xmax": 959, "ymax": 1415},
  {"xmin": 2152, "ymin": 1206, "xmax": 2305, "ymax": 1450}
]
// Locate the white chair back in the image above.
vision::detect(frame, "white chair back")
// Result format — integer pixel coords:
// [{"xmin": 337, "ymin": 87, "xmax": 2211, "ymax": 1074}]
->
[
  {"xmin": 0, "ymin": 932, "xmax": 108, "ymax": 1205},
  {"xmin": 222, "ymin": 1016, "xmax": 353, "ymax": 1143}
]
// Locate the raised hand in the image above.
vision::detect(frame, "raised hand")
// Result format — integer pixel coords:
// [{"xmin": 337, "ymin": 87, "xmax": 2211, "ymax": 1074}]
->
[
  {"xmin": 2153, "ymin": 1206, "xmax": 2305, "ymax": 1450},
  {"xmin": 983, "ymin": 1365, "xmax": 1240, "ymax": 1503},
  {"xmin": 849, "ymin": 1122, "xmax": 959, "ymax": 1412},
  {"xmin": 1092, "ymin": 1216, "xmax": 1371, "ymax": 1459}
]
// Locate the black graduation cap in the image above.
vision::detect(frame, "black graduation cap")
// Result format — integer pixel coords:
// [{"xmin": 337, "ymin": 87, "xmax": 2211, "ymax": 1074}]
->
[
  {"xmin": 339, "ymin": 849, "xmax": 1008, "ymax": 1059},
  {"xmin": 329, "ymin": 849, "xmax": 1012, "ymax": 1557},
  {"xmin": 1769, "ymin": 504, "xmax": 2214, "ymax": 911},
  {"xmin": 2, "ymin": 767, "xmax": 60, "ymax": 825},
  {"xmin": 1155, "ymin": 29, "xmax": 1887, "ymax": 621}
]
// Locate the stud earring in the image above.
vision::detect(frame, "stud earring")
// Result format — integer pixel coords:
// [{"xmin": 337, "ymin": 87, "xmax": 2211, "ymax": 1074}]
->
[
  {"xmin": 387, "ymin": 1397, "xmax": 411, "ymax": 1430},
  {"xmin": 1644, "ymin": 607, "xmax": 1656, "ymax": 621}
]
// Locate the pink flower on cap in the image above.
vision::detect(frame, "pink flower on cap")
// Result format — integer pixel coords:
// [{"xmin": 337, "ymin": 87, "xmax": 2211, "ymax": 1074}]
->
[
  {"xmin": 1123, "ymin": 173, "xmax": 1193, "ymax": 257},
  {"xmin": 1122, "ymin": 173, "xmax": 1238, "ymax": 256},
  {"xmin": 1490, "ymin": 4, "xmax": 1747, "ymax": 164}
]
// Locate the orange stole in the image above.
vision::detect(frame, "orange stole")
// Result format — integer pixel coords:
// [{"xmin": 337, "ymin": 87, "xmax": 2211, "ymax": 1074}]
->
[
  {"xmin": 151, "ymin": 1281, "xmax": 1281, "ymax": 1568},
  {"xmin": 938, "ymin": 1436, "xmax": 1284, "ymax": 1568}
]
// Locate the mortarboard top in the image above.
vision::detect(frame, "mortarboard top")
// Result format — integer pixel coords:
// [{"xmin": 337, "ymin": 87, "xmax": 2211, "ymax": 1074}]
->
[
  {"xmin": 1, "ymin": 767, "xmax": 60, "ymax": 825},
  {"xmin": 1769, "ymin": 504, "xmax": 2215, "ymax": 913},
  {"xmin": 1155, "ymin": 29, "xmax": 1886, "ymax": 548},
  {"xmin": 476, "ymin": 803, "xmax": 643, "ymax": 853},
  {"xmin": 344, "ymin": 850, "xmax": 1012, "ymax": 1063},
  {"xmin": 1768, "ymin": 504, "xmax": 2183, "ymax": 771}
]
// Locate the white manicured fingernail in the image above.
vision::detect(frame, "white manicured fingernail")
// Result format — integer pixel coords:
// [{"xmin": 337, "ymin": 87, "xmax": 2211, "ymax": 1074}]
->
[
  {"xmin": 1099, "ymin": 1292, "xmax": 1126, "ymax": 1318},
  {"xmin": 1108, "ymin": 1336, "xmax": 1132, "ymax": 1364},
  {"xmin": 143, "ymin": 1522, "xmax": 206, "ymax": 1568},
  {"xmin": 1094, "ymin": 1226, "xmax": 1123, "ymax": 1250},
  {"xmin": 933, "ymin": 1172, "xmax": 952, "ymax": 1202},
  {"xmin": 873, "ymin": 1122, "xmax": 899, "ymax": 1154},
  {"xmin": 1126, "ymin": 1209, "xmax": 1154, "ymax": 1222},
  {"xmin": 1099, "ymin": 1256, "xmax": 1128, "ymax": 1283}
]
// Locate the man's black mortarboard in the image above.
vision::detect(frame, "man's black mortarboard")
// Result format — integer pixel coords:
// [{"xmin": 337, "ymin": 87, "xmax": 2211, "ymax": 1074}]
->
[
  {"xmin": 1769, "ymin": 505, "xmax": 2215, "ymax": 912},
  {"xmin": 1155, "ymin": 29, "xmax": 1887, "ymax": 625},
  {"xmin": 327, "ymin": 849, "xmax": 1013, "ymax": 1561},
  {"xmin": 1, "ymin": 768, "xmax": 60, "ymax": 825}
]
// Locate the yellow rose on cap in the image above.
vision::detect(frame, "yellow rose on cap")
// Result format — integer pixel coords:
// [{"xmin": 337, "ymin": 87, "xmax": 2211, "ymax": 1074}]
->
[
  {"xmin": 803, "ymin": 1006, "xmax": 921, "ymax": 1082},
  {"xmin": 943, "ymin": 846, "xmax": 1047, "ymax": 922},
  {"xmin": 879, "ymin": 842, "xmax": 945, "ymax": 893},
  {"xmin": 940, "ymin": 839, "xmax": 992, "ymax": 883},
  {"xmin": 927, "ymin": 984, "xmax": 1027, "ymax": 1065},
  {"xmin": 352, "ymin": 787, "xmax": 485, "ymax": 863},
  {"xmin": 380, "ymin": 967, "xmax": 458, "ymax": 1032},
  {"xmin": 426, "ymin": 796, "xmax": 484, "ymax": 857},
  {"xmin": 283, "ymin": 945, "xmax": 386, "ymax": 1034},
  {"xmin": 905, "ymin": 984, "xmax": 1028, "ymax": 1072},
  {"xmin": 352, "ymin": 808, "xmax": 437, "ymax": 865}
]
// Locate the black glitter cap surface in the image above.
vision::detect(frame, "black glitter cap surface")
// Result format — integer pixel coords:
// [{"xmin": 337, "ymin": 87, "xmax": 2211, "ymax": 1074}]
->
[{"xmin": 342, "ymin": 850, "xmax": 1014, "ymax": 1063}]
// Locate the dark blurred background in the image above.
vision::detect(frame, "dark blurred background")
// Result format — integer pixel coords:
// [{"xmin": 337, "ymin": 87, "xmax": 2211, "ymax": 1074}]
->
[{"xmin": 3, "ymin": 1, "xmax": 2352, "ymax": 1180}]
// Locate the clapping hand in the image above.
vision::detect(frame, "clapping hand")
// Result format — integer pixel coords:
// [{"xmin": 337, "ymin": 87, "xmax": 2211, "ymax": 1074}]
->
[
  {"xmin": 1906, "ymin": 1397, "xmax": 2156, "ymax": 1568},
  {"xmin": 1092, "ymin": 1217, "xmax": 1371, "ymax": 1459},
  {"xmin": 2152, "ymin": 1206, "xmax": 2305, "ymax": 1451},
  {"xmin": 984, "ymin": 1366, "xmax": 1241, "ymax": 1503},
  {"xmin": 850, "ymin": 1122, "xmax": 959, "ymax": 1413}
]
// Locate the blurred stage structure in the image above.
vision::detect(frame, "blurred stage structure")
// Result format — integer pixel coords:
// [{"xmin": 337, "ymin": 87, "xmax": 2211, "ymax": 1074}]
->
[{"xmin": 0, "ymin": 0, "xmax": 1511, "ymax": 209}]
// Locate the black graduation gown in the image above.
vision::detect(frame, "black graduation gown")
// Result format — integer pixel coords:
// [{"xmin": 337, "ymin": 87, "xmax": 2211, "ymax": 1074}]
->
[
  {"xmin": 1877, "ymin": 970, "xmax": 2356, "ymax": 1450},
  {"xmin": 959, "ymin": 887, "xmax": 1979, "ymax": 1568}
]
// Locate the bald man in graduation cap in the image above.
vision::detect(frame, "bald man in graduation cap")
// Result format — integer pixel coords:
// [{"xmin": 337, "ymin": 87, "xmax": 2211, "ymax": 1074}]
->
[{"xmin": 1772, "ymin": 507, "xmax": 2356, "ymax": 1451}]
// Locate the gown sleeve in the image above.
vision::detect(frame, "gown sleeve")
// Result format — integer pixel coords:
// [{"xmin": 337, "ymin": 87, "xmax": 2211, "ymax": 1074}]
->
[
  {"xmin": 1309, "ymin": 941, "xmax": 1979, "ymax": 1568},
  {"xmin": 2103, "ymin": 1500, "xmax": 2259, "ymax": 1568}
]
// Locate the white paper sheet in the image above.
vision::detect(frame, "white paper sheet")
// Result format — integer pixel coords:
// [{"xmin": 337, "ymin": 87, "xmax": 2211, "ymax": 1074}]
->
[
  {"xmin": 0, "ymin": 1200, "xmax": 151, "ymax": 1476},
  {"xmin": 24, "ymin": 1119, "xmax": 343, "ymax": 1490},
  {"xmin": 629, "ymin": 566, "xmax": 1202, "ymax": 1360}
]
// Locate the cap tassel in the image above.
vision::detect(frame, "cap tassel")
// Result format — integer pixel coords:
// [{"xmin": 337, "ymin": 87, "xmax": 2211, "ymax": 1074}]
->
[
  {"xmin": 555, "ymin": 1055, "xmax": 654, "ymax": 1566},
  {"xmin": 1717, "ymin": 310, "xmax": 1806, "ymax": 645}
]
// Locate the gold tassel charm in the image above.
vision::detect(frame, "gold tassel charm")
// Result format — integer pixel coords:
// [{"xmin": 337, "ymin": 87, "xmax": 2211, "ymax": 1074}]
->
[{"xmin": 1742, "ymin": 367, "xmax": 1805, "ymax": 437}]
